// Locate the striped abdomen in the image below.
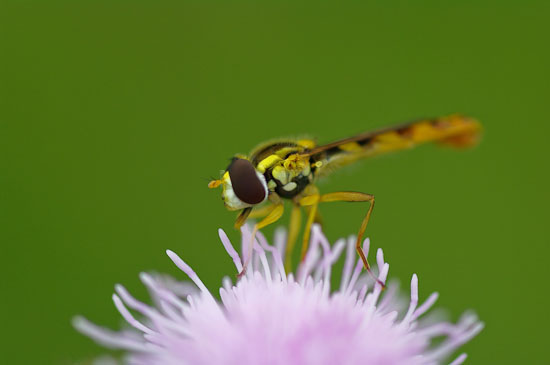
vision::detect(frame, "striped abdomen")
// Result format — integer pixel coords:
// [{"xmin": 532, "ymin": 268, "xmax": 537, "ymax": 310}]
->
[{"xmin": 309, "ymin": 114, "xmax": 481, "ymax": 178}]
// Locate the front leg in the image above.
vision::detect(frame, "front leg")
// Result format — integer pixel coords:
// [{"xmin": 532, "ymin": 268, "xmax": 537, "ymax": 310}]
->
[
  {"xmin": 234, "ymin": 207, "xmax": 253, "ymax": 229},
  {"xmin": 238, "ymin": 194, "xmax": 284, "ymax": 277},
  {"xmin": 235, "ymin": 191, "xmax": 285, "ymax": 230}
]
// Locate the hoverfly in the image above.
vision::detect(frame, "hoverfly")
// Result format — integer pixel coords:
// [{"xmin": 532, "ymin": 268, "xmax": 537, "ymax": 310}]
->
[{"xmin": 209, "ymin": 114, "xmax": 481, "ymax": 282}]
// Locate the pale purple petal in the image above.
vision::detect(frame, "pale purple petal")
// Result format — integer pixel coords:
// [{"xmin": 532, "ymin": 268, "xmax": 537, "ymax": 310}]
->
[{"xmin": 75, "ymin": 225, "xmax": 483, "ymax": 365}]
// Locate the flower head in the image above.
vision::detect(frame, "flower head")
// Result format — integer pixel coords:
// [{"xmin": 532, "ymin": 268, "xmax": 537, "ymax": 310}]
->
[{"xmin": 74, "ymin": 225, "xmax": 483, "ymax": 364}]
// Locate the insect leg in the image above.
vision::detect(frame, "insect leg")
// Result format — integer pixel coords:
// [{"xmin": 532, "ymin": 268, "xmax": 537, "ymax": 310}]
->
[
  {"xmin": 297, "ymin": 193, "xmax": 321, "ymax": 261},
  {"xmin": 238, "ymin": 202, "xmax": 284, "ymax": 277},
  {"xmin": 317, "ymin": 191, "xmax": 384, "ymax": 288},
  {"xmin": 284, "ymin": 203, "xmax": 302, "ymax": 271},
  {"xmin": 248, "ymin": 204, "xmax": 276, "ymax": 219},
  {"xmin": 234, "ymin": 207, "xmax": 253, "ymax": 229}
]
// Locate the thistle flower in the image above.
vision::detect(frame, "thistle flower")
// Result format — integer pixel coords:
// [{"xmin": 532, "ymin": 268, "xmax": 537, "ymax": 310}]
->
[{"xmin": 74, "ymin": 225, "xmax": 483, "ymax": 365}]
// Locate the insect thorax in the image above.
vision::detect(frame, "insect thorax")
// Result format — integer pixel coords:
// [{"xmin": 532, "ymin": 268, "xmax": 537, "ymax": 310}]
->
[
  {"xmin": 265, "ymin": 156, "xmax": 312, "ymax": 199},
  {"xmin": 251, "ymin": 142, "xmax": 315, "ymax": 200}
]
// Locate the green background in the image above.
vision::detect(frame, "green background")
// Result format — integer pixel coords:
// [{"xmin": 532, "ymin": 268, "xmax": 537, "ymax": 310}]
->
[{"xmin": 2, "ymin": 1, "xmax": 549, "ymax": 364}]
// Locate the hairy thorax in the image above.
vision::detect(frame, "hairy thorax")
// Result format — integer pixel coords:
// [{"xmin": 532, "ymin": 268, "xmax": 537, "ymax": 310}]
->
[{"xmin": 251, "ymin": 141, "xmax": 318, "ymax": 200}]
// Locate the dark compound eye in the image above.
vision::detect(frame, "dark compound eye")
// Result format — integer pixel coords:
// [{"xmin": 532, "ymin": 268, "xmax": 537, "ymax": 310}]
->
[{"xmin": 227, "ymin": 158, "xmax": 267, "ymax": 205}]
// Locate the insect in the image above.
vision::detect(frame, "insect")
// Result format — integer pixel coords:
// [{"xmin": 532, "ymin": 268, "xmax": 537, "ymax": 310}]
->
[{"xmin": 209, "ymin": 114, "xmax": 481, "ymax": 282}]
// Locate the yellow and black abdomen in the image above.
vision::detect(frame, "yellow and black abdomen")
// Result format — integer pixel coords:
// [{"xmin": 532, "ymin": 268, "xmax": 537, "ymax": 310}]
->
[{"xmin": 309, "ymin": 114, "xmax": 481, "ymax": 179}]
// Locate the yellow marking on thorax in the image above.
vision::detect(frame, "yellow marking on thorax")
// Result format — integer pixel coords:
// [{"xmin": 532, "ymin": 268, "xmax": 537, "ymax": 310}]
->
[
  {"xmin": 272, "ymin": 165, "xmax": 290, "ymax": 185},
  {"xmin": 257, "ymin": 155, "xmax": 283, "ymax": 173},
  {"xmin": 275, "ymin": 147, "xmax": 300, "ymax": 158},
  {"xmin": 297, "ymin": 139, "xmax": 316, "ymax": 149},
  {"xmin": 268, "ymin": 153, "xmax": 312, "ymax": 186},
  {"xmin": 283, "ymin": 154, "xmax": 309, "ymax": 171}
]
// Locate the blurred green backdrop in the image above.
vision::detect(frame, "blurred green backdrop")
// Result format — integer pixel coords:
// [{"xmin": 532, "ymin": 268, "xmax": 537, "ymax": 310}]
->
[{"xmin": 2, "ymin": 1, "xmax": 549, "ymax": 364}]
